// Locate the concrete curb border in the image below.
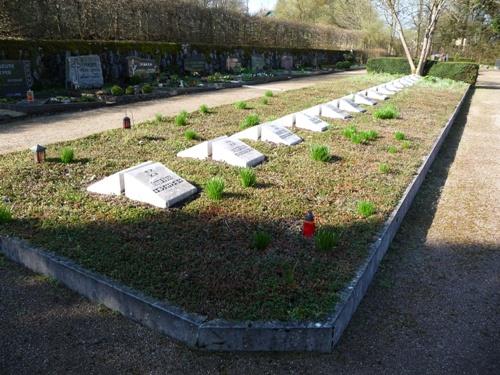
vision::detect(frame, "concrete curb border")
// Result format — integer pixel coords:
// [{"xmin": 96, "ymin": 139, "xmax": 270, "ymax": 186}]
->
[{"xmin": 0, "ymin": 83, "xmax": 471, "ymax": 352}]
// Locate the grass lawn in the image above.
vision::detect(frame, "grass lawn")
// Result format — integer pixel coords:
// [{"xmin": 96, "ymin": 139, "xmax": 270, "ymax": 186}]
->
[{"xmin": 0, "ymin": 74, "xmax": 467, "ymax": 321}]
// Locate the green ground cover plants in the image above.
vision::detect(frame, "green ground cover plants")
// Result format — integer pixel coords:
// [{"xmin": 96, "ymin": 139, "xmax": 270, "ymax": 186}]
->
[{"xmin": 0, "ymin": 74, "xmax": 467, "ymax": 321}]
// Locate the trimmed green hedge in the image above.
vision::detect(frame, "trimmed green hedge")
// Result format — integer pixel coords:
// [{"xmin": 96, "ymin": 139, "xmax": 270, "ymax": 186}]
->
[
  {"xmin": 427, "ymin": 62, "xmax": 479, "ymax": 85},
  {"xmin": 367, "ymin": 57, "xmax": 479, "ymax": 84}
]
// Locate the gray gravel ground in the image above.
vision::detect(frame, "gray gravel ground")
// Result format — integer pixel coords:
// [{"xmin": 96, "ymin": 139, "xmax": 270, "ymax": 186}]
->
[{"xmin": 1, "ymin": 70, "xmax": 499, "ymax": 375}]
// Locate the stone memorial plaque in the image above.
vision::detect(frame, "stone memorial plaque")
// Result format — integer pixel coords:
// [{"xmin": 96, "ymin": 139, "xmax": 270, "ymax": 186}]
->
[
  {"xmin": 184, "ymin": 56, "xmax": 206, "ymax": 73},
  {"xmin": 211, "ymin": 138, "xmax": 265, "ymax": 167},
  {"xmin": 302, "ymin": 105, "xmax": 322, "ymax": 117},
  {"xmin": 374, "ymin": 85, "xmax": 397, "ymax": 96},
  {"xmin": 124, "ymin": 162, "xmax": 197, "ymax": 208},
  {"xmin": 0, "ymin": 60, "xmax": 33, "ymax": 97},
  {"xmin": 273, "ymin": 113, "xmax": 296, "ymax": 128},
  {"xmin": 261, "ymin": 123, "xmax": 302, "ymax": 145},
  {"xmin": 251, "ymin": 55, "xmax": 266, "ymax": 72},
  {"xmin": 295, "ymin": 112, "xmax": 329, "ymax": 132},
  {"xmin": 321, "ymin": 103, "xmax": 351, "ymax": 120},
  {"xmin": 330, "ymin": 98, "xmax": 366, "ymax": 113},
  {"xmin": 226, "ymin": 57, "xmax": 241, "ymax": 73},
  {"xmin": 385, "ymin": 82, "xmax": 403, "ymax": 92},
  {"xmin": 87, "ymin": 161, "xmax": 155, "ymax": 196},
  {"xmin": 281, "ymin": 55, "xmax": 294, "ymax": 71},
  {"xmin": 127, "ymin": 57, "xmax": 158, "ymax": 78},
  {"xmin": 351, "ymin": 93, "xmax": 377, "ymax": 106},
  {"xmin": 359, "ymin": 89, "xmax": 388, "ymax": 101},
  {"xmin": 66, "ymin": 55, "xmax": 104, "ymax": 89},
  {"xmin": 231, "ymin": 125, "xmax": 261, "ymax": 141},
  {"xmin": 177, "ymin": 136, "xmax": 228, "ymax": 160}
]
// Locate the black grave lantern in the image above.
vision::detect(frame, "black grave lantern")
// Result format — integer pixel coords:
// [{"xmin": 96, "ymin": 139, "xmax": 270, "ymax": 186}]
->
[{"xmin": 30, "ymin": 144, "xmax": 46, "ymax": 164}]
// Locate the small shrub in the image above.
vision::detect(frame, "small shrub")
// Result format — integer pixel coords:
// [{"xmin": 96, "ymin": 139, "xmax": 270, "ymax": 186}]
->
[
  {"xmin": 310, "ymin": 144, "xmax": 330, "ymax": 162},
  {"xmin": 240, "ymin": 168, "xmax": 256, "ymax": 188},
  {"xmin": 234, "ymin": 101, "xmax": 248, "ymax": 110},
  {"xmin": 125, "ymin": 86, "xmax": 135, "ymax": 95},
  {"xmin": 184, "ymin": 129, "xmax": 198, "ymax": 140},
  {"xmin": 264, "ymin": 90, "xmax": 274, "ymax": 97},
  {"xmin": 240, "ymin": 114, "xmax": 260, "ymax": 129},
  {"xmin": 260, "ymin": 97, "xmax": 269, "ymax": 105},
  {"xmin": 0, "ymin": 204, "xmax": 12, "ymax": 223},
  {"xmin": 141, "ymin": 84, "xmax": 153, "ymax": 94},
  {"xmin": 387, "ymin": 145, "xmax": 398, "ymax": 154},
  {"xmin": 252, "ymin": 231, "xmax": 271, "ymax": 250},
  {"xmin": 374, "ymin": 104, "xmax": 399, "ymax": 120},
  {"xmin": 315, "ymin": 228, "xmax": 338, "ymax": 252},
  {"xmin": 335, "ymin": 61, "xmax": 352, "ymax": 70},
  {"xmin": 205, "ymin": 177, "xmax": 225, "ymax": 200},
  {"xmin": 175, "ymin": 110, "xmax": 188, "ymax": 126},
  {"xmin": 60, "ymin": 147, "xmax": 74, "ymax": 163},
  {"xmin": 394, "ymin": 131, "xmax": 405, "ymax": 141},
  {"xmin": 110, "ymin": 85, "xmax": 124, "ymax": 96},
  {"xmin": 351, "ymin": 133, "xmax": 366, "ymax": 144},
  {"xmin": 357, "ymin": 201, "xmax": 375, "ymax": 218},
  {"xmin": 379, "ymin": 163, "xmax": 390, "ymax": 174},
  {"xmin": 427, "ymin": 62, "xmax": 479, "ymax": 84},
  {"xmin": 155, "ymin": 113, "xmax": 166, "ymax": 122},
  {"xmin": 342, "ymin": 125, "xmax": 357, "ymax": 139},
  {"xmin": 366, "ymin": 57, "xmax": 412, "ymax": 75},
  {"xmin": 199, "ymin": 104, "xmax": 210, "ymax": 114},
  {"xmin": 402, "ymin": 140, "xmax": 412, "ymax": 149},
  {"xmin": 364, "ymin": 130, "xmax": 379, "ymax": 141}
]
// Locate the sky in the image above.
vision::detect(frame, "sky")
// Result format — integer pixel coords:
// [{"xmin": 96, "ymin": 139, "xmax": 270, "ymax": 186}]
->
[{"xmin": 248, "ymin": 0, "xmax": 277, "ymax": 14}]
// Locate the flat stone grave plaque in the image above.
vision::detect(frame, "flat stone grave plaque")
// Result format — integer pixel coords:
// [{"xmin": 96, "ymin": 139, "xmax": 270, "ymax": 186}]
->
[
  {"xmin": 66, "ymin": 55, "xmax": 104, "ymax": 89},
  {"xmin": 374, "ymin": 85, "xmax": 397, "ymax": 96},
  {"xmin": 87, "ymin": 161, "xmax": 155, "ymax": 196},
  {"xmin": 273, "ymin": 113, "xmax": 296, "ymax": 128},
  {"xmin": 124, "ymin": 162, "xmax": 197, "ymax": 208},
  {"xmin": 177, "ymin": 136, "xmax": 228, "ymax": 160},
  {"xmin": 251, "ymin": 55, "xmax": 266, "ymax": 72},
  {"xmin": 359, "ymin": 89, "xmax": 388, "ymax": 101},
  {"xmin": 211, "ymin": 138, "xmax": 265, "ymax": 167},
  {"xmin": 0, "ymin": 60, "xmax": 33, "ymax": 97},
  {"xmin": 231, "ymin": 125, "xmax": 261, "ymax": 141},
  {"xmin": 281, "ymin": 55, "xmax": 294, "ymax": 71},
  {"xmin": 226, "ymin": 57, "xmax": 241, "ymax": 73},
  {"xmin": 351, "ymin": 93, "xmax": 377, "ymax": 106},
  {"xmin": 295, "ymin": 112, "xmax": 328, "ymax": 132},
  {"xmin": 302, "ymin": 105, "xmax": 322, "ymax": 117},
  {"xmin": 332, "ymin": 98, "xmax": 366, "ymax": 113},
  {"xmin": 321, "ymin": 103, "xmax": 351, "ymax": 119},
  {"xmin": 184, "ymin": 56, "xmax": 206, "ymax": 73},
  {"xmin": 261, "ymin": 123, "xmax": 302, "ymax": 145},
  {"xmin": 127, "ymin": 57, "xmax": 158, "ymax": 78}
]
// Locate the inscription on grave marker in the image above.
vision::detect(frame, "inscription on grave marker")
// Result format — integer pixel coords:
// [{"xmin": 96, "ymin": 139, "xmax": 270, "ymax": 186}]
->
[
  {"xmin": 0, "ymin": 60, "xmax": 33, "ymax": 97},
  {"xmin": 184, "ymin": 56, "xmax": 206, "ymax": 73},
  {"xmin": 66, "ymin": 55, "xmax": 104, "ymax": 89},
  {"xmin": 127, "ymin": 57, "xmax": 158, "ymax": 78},
  {"xmin": 251, "ymin": 55, "xmax": 266, "ymax": 72}
]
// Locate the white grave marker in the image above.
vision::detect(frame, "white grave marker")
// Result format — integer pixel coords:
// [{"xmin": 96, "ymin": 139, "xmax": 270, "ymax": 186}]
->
[
  {"xmin": 231, "ymin": 125, "xmax": 261, "ymax": 141},
  {"xmin": 295, "ymin": 112, "xmax": 329, "ymax": 132},
  {"xmin": 350, "ymin": 93, "xmax": 377, "ymax": 106},
  {"xmin": 374, "ymin": 85, "xmax": 397, "ymax": 96},
  {"xmin": 358, "ymin": 89, "xmax": 388, "ymax": 101},
  {"xmin": 274, "ymin": 113, "xmax": 296, "ymax": 128},
  {"xmin": 321, "ymin": 103, "xmax": 351, "ymax": 119},
  {"xmin": 211, "ymin": 137, "xmax": 265, "ymax": 167},
  {"xmin": 124, "ymin": 162, "xmax": 197, "ymax": 208},
  {"xmin": 261, "ymin": 123, "xmax": 302, "ymax": 145},
  {"xmin": 330, "ymin": 98, "xmax": 366, "ymax": 113},
  {"xmin": 177, "ymin": 136, "xmax": 227, "ymax": 160},
  {"xmin": 301, "ymin": 105, "xmax": 322, "ymax": 117}
]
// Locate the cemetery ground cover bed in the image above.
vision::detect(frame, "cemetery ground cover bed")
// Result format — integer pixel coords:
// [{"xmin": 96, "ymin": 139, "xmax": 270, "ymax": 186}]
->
[{"xmin": 0, "ymin": 74, "xmax": 467, "ymax": 322}]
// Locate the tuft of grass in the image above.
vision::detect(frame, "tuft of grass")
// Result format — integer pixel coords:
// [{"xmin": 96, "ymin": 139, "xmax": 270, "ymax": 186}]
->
[
  {"xmin": 0, "ymin": 204, "xmax": 12, "ymax": 223},
  {"xmin": 175, "ymin": 110, "xmax": 188, "ymax": 126},
  {"xmin": 315, "ymin": 228, "xmax": 338, "ymax": 252},
  {"xmin": 184, "ymin": 129, "xmax": 198, "ymax": 140},
  {"xmin": 374, "ymin": 104, "xmax": 399, "ymax": 119},
  {"xmin": 205, "ymin": 177, "xmax": 225, "ymax": 201},
  {"xmin": 234, "ymin": 101, "xmax": 248, "ymax": 110},
  {"xmin": 402, "ymin": 140, "xmax": 412, "ymax": 149},
  {"xmin": 363, "ymin": 130, "xmax": 379, "ymax": 141},
  {"xmin": 240, "ymin": 114, "xmax": 260, "ymax": 129},
  {"xmin": 60, "ymin": 147, "xmax": 75, "ymax": 163},
  {"xmin": 387, "ymin": 145, "xmax": 398, "ymax": 154},
  {"xmin": 155, "ymin": 113, "xmax": 166, "ymax": 122},
  {"xmin": 252, "ymin": 231, "xmax": 271, "ymax": 250},
  {"xmin": 342, "ymin": 125, "xmax": 357, "ymax": 139},
  {"xmin": 310, "ymin": 144, "xmax": 330, "ymax": 162},
  {"xmin": 260, "ymin": 97, "xmax": 269, "ymax": 105},
  {"xmin": 199, "ymin": 104, "xmax": 210, "ymax": 114},
  {"xmin": 357, "ymin": 201, "xmax": 376, "ymax": 218},
  {"xmin": 351, "ymin": 133, "xmax": 366, "ymax": 144},
  {"xmin": 394, "ymin": 131, "xmax": 406, "ymax": 141},
  {"xmin": 240, "ymin": 168, "xmax": 256, "ymax": 188},
  {"xmin": 379, "ymin": 163, "xmax": 390, "ymax": 174},
  {"xmin": 264, "ymin": 90, "xmax": 274, "ymax": 97}
]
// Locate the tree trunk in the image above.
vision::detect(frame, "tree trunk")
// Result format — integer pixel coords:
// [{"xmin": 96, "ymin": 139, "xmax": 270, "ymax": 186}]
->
[{"xmin": 395, "ymin": 16, "xmax": 416, "ymax": 73}]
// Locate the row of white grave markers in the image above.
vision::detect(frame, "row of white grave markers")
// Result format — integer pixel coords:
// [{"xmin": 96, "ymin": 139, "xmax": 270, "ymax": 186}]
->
[{"xmin": 88, "ymin": 75, "xmax": 421, "ymax": 208}]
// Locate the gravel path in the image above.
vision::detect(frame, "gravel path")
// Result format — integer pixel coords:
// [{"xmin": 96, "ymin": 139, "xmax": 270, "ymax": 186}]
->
[
  {"xmin": 0, "ymin": 70, "xmax": 364, "ymax": 155},
  {"xmin": 0, "ymin": 70, "xmax": 499, "ymax": 374}
]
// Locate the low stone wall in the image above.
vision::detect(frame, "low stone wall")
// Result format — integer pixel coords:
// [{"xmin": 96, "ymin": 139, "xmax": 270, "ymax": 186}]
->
[{"xmin": 0, "ymin": 39, "xmax": 366, "ymax": 89}]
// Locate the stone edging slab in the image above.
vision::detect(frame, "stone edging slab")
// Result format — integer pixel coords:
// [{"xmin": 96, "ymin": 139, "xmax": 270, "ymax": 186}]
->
[{"xmin": 0, "ymin": 83, "xmax": 471, "ymax": 352}]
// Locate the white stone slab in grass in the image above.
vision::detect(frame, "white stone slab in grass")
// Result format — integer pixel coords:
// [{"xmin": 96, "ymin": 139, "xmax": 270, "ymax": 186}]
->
[
  {"xmin": 87, "ymin": 161, "xmax": 155, "ymax": 196},
  {"xmin": 231, "ymin": 125, "xmax": 262, "ymax": 141},
  {"xmin": 273, "ymin": 113, "xmax": 296, "ymax": 128},
  {"xmin": 124, "ymin": 162, "xmax": 197, "ymax": 208},
  {"xmin": 330, "ymin": 98, "xmax": 366, "ymax": 113},
  {"xmin": 384, "ymin": 83, "xmax": 402, "ymax": 92},
  {"xmin": 261, "ymin": 123, "xmax": 302, "ymax": 145},
  {"xmin": 349, "ymin": 93, "xmax": 377, "ymax": 106},
  {"xmin": 387, "ymin": 81, "xmax": 404, "ymax": 90},
  {"xmin": 295, "ymin": 112, "xmax": 329, "ymax": 132},
  {"xmin": 301, "ymin": 105, "xmax": 322, "ymax": 117},
  {"xmin": 399, "ymin": 77, "xmax": 414, "ymax": 86},
  {"xmin": 177, "ymin": 136, "xmax": 227, "ymax": 160},
  {"xmin": 358, "ymin": 89, "xmax": 388, "ymax": 101},
  {"xmin": 211, "ymin": 137, "xmax": 265, "ymax": 167},
  {"xmin": 321, "ymin": 103, "xmax": 351, "ymax": 119},
  {"xmin": 374, "ymin": 85, "xmax": 397, "ymax": 96}
]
